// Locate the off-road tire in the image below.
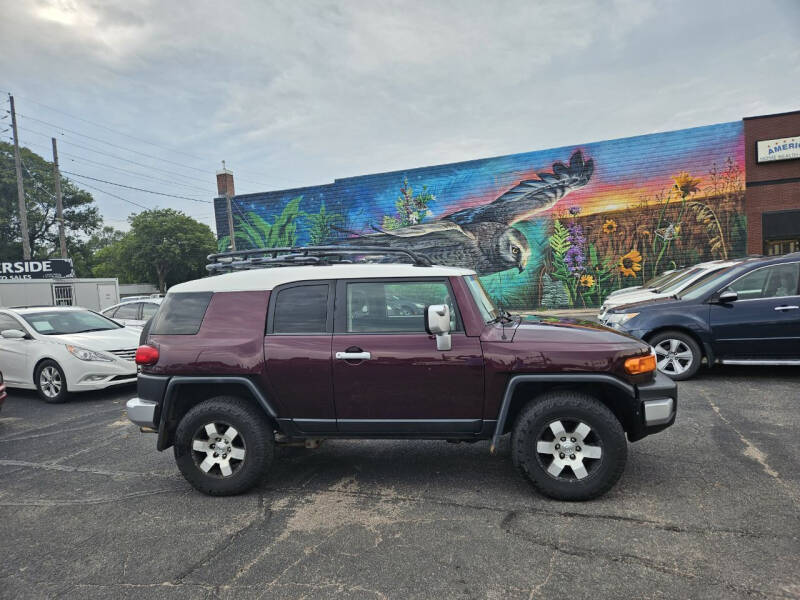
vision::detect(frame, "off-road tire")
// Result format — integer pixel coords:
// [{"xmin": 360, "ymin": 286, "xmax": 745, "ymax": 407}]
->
[
  {"xmin": 511, "ymin": 391, "xmax": 627, "ymax": 501},
  {"xmin": 34, "ymin": 359, "xmax": 69, "ymax": 404},
  {"xmin": 174, "ymin": 396, "xmax": 274, "ymax": 496},
  {"xmin": 648, "ymin": 329, "xmax": 702, "ymax": 381}
]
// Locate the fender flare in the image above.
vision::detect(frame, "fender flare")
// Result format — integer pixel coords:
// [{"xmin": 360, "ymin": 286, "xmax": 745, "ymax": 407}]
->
[
  {"xmin": 490, "ymin": 373, "xmax": 635, "ymax": 453},
  {"xmin": 157, "ymin": 376, "xmax": 279, "ymax": 450}
]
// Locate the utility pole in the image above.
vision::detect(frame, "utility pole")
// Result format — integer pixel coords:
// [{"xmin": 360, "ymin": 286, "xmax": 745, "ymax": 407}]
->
[
  {"xmin": 9, "ymin": 95, "xmax": 31, "ymax": 260},
  {"xmin": 52, "ymin": 137, "xmax": 68, "ymax": 258},
  {"xmin": 222, "ymin": 161, "xmax": 236, "ymax": 251}
]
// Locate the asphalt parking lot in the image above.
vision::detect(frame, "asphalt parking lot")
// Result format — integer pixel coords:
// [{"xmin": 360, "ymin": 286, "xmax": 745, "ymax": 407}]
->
[{"xmin": 1, "ymin": 367, "xmax": 799, "ymax": 599}]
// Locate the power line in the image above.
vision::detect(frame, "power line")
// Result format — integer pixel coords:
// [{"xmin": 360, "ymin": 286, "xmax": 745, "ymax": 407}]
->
[
  {"xmin": 62, "ymin": 170, "xmax": 213, "ymax": 203},
  {"xmin": 3, "ymin": 89, "xmax": 303, "ymax": 189},
  {"xmin": 17, "ymin": 112, "xmax": 219, "ymax": 176},
  {"xmin": 73, "ymin": 179, "xmax": 149, "ymax": 210},
  {"xmin": 16, "ymin": 125, "xmax": 214, "ymax": 189},
  {"xmin": 18, "ymin": 136, "xmax": 215, "ymax": 196},
  {"xmin": 2, "ymin": 91, "xmax": 207, "ymax": 160}
]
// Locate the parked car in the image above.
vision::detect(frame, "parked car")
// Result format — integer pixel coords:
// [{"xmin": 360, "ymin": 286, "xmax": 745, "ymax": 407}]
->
[
  {"xmin": 127, "ymin": 247, "xmax": 677, "ymax": 501},
  {"xmin": 101, "ymin": 298, "xmax": 163, "ymax": 328},
  {"xmin": 605, "ymin": 269, "xmax": 679, "ymax": 299},
  {"xmin": 599, "ymin": 260, "xmax": 740, "ymax": 320},
  {"xmin": 602, "ymin": 253, "xmax": 800, "ymax": 380},
  {"xmin": 0, "ymin": 307, "xmax": 140, "ymax": 403},
  {"xmin": 0, "ymin": 370, "xmax": 7, "ymax": 412}
]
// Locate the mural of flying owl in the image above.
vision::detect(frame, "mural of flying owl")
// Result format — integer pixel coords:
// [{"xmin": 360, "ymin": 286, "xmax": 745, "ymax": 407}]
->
[{"xmin": 342, "ymin": 150, "xmax": 594, "ymax": 275}]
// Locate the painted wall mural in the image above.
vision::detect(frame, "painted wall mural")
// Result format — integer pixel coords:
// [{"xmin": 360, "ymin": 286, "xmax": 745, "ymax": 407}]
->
[{"xmin": 215, "ymin": 121, "xmax": 746, "ymax": 309}]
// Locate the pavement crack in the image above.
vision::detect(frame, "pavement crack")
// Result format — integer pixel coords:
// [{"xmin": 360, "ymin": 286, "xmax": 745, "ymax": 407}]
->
[
  {"xmin": 704, "ymin": 392, "xmax": 799, "ymax": 503},
  {"xmin": 173, "ymin": 495, "xmax": 271, "ymax": 584}
]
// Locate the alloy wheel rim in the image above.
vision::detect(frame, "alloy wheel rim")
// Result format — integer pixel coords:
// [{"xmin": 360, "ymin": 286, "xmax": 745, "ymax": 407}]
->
[
  {"xmin": 191, "ymin": 422, "xmax": 246, "ymax": 478},
  {"xmin": 39, "ymin": 366, "xmax": 62, "ymax": 398},
  {"xmin": 536, "ymin": 419, "xmax": 603, "ymax": 480},
  {"xmin": 654, "ymin": 339, "xmax": 693, "ymax": 375}
]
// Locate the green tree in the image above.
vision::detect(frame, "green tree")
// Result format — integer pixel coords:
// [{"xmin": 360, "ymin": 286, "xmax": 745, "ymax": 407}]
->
[
  {"xmin": 0, "ymin": 141, "xmax": 101, "ymax": 262},
  {"xmin": 93, "ymin": 209, "xmax": 215, "ymax": 292}
]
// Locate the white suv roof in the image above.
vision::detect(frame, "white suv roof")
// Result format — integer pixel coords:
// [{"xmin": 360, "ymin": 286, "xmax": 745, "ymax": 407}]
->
[{"xmin": 170, "ymin": 264, "xmax": 476, "ymax": 294}]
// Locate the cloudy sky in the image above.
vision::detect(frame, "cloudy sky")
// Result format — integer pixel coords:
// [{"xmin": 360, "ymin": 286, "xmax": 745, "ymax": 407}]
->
[{"xmin": 1, "ymin": 0, "xmax": 798, "ymax": 231}]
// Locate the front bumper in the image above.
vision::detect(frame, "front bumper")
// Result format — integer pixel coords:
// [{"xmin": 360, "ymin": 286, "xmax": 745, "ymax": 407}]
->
[
  {"xmin": 631, "ymin": 371, "xmax": 677, "ymax": 440},
  {"xmin": 65, "ymin": 357, "xmax": 138, "ymax": 392}
]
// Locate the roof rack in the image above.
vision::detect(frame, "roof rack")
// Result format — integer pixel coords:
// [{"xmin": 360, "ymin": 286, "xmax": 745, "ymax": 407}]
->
[{"xmin": 206, "ymin": 245, "xmax": 433, "ymax": 274}]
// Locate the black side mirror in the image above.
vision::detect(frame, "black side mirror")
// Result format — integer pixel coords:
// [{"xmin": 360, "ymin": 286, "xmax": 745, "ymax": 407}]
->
[{"xmin": 716, "ymin": 290, "xmax": 738, "ymax": 304}]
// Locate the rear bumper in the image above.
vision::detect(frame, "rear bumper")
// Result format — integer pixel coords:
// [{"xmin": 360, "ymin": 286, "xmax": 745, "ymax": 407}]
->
[{"xmin": 126, "ymin": 397, "xmax": 158, "ymax": 428}]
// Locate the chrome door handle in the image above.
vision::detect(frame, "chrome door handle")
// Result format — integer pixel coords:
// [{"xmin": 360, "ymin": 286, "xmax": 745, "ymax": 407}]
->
[
  {"xmin": 335, "ymin": 351, "xmax": 372, "ymax": 360},
  {"xmin": 774, "ymin": 305, "xmax": 799, "ymax": 311}
]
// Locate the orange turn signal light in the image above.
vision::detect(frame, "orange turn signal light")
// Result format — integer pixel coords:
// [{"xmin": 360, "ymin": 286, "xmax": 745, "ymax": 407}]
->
[{"xmin": 624, "ymin": 353, "xmax": 656, "ymax": 375}]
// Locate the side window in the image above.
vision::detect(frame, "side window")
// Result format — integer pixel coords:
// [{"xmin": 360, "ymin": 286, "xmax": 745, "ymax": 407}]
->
[
  {"xmin": 727, "ymin": 263, "xmax": 800, "ymax": 300},
  {"xmin": 0, "ymin": 314, "xmax": 23, "ymax": 332},
  {"xmin": 114, "ymin": 303, "xmax": 140, "ymax": 320},
  {"xmin": 272, "ymin": 284, "xmax": 329, "ymax": 334},
  {"xmin": 150, "ymin": 293, "xmax": 213, "ymax": 335},
  {"xmin": 345, "ymin": 281, "xmax": 458, "ymax": 333},
  {"xmin": 141, "ymin": 302, "xmax": 159, "ymax": 320}
]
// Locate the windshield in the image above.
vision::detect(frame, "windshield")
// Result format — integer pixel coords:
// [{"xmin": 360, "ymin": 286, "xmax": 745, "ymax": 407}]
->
[
  {"xmin": 680, "ymin": 267, "xmax": 738, "ymax": 300},
  {"xmin": 656, "ymin": 267, "xmax": 703, "ymax": 292},
  {"xmin": 464, "ymin": 275, "xmax": 500, "ymax": 322},
  {"xmin": 22, "ymin": 310, "xmax": 122, "ymax": 335},
  {"xmin": 645, "ymin": 269, "xmax": 682, "ymax": 289}
]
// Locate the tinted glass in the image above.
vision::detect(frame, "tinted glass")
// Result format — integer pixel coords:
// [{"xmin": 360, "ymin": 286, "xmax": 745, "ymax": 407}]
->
[
  {"xmin": 273, "ymin": 285, "xmax": 328, "ymax": 334},
  {"xmin": 0, "ymin": 314, "xmax": 23, "ymax": 332},
  {"xmin": 141, "ymin": 302, "xmax": 160, "ymax": 319},
  {"xmin": 727, "ymin": 263, "xmax": 800, "ymax": 300},
  {"xmin": 150, "ymin": 292, "xmax": 213, "ymax": 335},
  {"xmin": 680, "ymin": 267, "xmax": 737, "ymax": 300},
  {"xmin": 114, "ymin": 303, "xmax": 140, "ymax": 319},
  {"xmin": 346, "ymin": 281, "xmax": 456, "ymax": 333},
  {"xmin": 21, "ymin": 310, "xmax": 121, "ymax": 335},
  {"xmin": 464, "ymin": 275, "xmax": 499, "ymax": 322},
  {"xmin": 658, "ymin": 267, "xmax": 702, "ymax": 292}
]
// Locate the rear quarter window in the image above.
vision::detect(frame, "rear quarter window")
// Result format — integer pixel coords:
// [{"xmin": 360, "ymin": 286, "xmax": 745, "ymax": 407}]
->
[{"xmin": 150, "ymin": 292, "xmax": 213, "ymax": 335}]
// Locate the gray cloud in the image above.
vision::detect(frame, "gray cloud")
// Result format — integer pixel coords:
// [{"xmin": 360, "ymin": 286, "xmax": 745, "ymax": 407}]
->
[{"xmin": 1, "ymin": 0, "xmax": 798, "ymax": 228}]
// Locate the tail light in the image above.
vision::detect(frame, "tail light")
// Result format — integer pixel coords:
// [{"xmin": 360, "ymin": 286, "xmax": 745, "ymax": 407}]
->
[
  {"xmin": 135, "ymin": 345, "xmax": 159, "ymax": 365},
  {"xmin": 624, "ymin": 352, "xmax": 656, "ymax": 375}
]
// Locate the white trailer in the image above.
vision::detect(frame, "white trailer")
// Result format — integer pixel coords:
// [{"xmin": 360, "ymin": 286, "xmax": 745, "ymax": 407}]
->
[{"xmin": 0, "ymin": 278, "xmax": 120, "ymax": 312}]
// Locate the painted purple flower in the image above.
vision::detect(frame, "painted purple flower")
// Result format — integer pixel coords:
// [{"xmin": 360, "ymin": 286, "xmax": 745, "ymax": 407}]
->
[
  {"xmin": 568, "ymin": 206, "xmax": 582, "ymax": 216},
  {"xmin": 564, "ymin": 223, "xmax": 586, "ymax": 274}
]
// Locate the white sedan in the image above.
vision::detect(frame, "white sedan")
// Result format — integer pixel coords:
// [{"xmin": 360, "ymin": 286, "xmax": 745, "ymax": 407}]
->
[
  {"xmin": 0, "ymin": 307, "xmax": 140, "ymax": 403},
  {"xmin": 101, "ymin": 298, "xmax": 162, "ymax": 328}
]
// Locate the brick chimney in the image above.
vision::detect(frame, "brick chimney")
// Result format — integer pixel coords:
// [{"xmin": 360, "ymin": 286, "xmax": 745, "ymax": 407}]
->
[{"xmin": 216, "ymin": 162, "xmax": 235, "ymax": 197}]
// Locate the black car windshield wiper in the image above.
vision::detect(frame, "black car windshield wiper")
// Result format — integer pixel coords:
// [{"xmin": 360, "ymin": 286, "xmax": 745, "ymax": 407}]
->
[{"xmin": 75, "ymin": 328, "xmax": 114, "ymax": 333}]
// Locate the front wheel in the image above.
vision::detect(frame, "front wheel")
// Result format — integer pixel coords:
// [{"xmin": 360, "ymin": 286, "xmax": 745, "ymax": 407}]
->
[
  {"xmin": 649, "ymin": 330, "xmax": 702, "ymax": 381},
  {"xmin": 35, "ymin": 360, "xmax": 69, "ymax": 403},
  {"xmin": 511, "ymin": 391, "xmax": 627, "ymax": 501},
  {"xmin": 174, "ymin": 396, "xmax": 274, "ymax": 496}
]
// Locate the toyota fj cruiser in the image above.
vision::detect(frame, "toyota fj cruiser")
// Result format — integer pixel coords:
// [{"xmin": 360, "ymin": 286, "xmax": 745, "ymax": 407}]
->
[{"xmin": 127, "ymin": 247, "xmax": 676, "ymax": 501}]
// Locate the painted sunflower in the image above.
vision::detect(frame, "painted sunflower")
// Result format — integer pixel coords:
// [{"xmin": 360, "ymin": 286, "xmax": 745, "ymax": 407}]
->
[
  {"xmin": 602, "ymin": 219, "xmax": 617, "ymax": 234},
  {"xmin": 579, "ymin": 274, "xmax": 595, "ymax": 288},
  {"xmin": 619, "ymin": 249, "xmax": 642, "ymax": 277},
  {"xmin": 673, "ymin": 172, "xmax": 702, "ymax": 196}
]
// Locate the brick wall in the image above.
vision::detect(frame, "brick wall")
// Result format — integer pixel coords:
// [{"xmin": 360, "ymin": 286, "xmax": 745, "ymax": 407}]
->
[
  {"xmin": 743, "ymin": 111, "xmax": 800, "ymax": 254},
  {"xmin": 215, "ymin": 121, "xmax": 746, "ymax": 309}
]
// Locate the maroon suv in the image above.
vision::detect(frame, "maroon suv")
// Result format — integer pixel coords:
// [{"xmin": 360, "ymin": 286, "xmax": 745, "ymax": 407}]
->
[{"xmin": 127, "ymin": 248, "xmax": 676, "ymax": 501}]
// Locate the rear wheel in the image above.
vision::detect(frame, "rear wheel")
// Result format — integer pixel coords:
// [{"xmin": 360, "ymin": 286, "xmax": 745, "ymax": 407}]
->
[
  {"xmin": 511, "ymin": 391, "xmax": 627, "ymax": 501},
  {"xmin": 174, "ymin": 396, "xmax": 274, "ymax": 496},
  {"xmin": 35, "ymin": 360, "xmax": 69, "ymax": 403},
  {"xmin": 649, "ymin": 330, "xmax": 702, "ymax": 381}
]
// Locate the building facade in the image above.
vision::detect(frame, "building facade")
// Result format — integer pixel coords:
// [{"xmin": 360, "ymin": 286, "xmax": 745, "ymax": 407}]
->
[{"xmin": 214, "ymin": 111, "xmax": 799, "ymax": 309}]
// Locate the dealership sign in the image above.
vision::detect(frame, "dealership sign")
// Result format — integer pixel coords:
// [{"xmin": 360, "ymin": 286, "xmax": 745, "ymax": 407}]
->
[
  {"xmin": 757, "ymin": 136, "xmax": 800, "ymax": 163},
  {"xmin": 0, "ymin": 259, "xmax": 74, "ymax": 280}
]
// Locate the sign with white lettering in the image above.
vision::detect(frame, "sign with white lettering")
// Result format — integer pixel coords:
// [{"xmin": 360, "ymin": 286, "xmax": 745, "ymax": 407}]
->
[
  {"xmin": 0, "ymin": 259, "xmax": 74, "ymax": 280},
  {"xmin": 757, "ymin": 136, "xmax": 800, "ymax": 163}
]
